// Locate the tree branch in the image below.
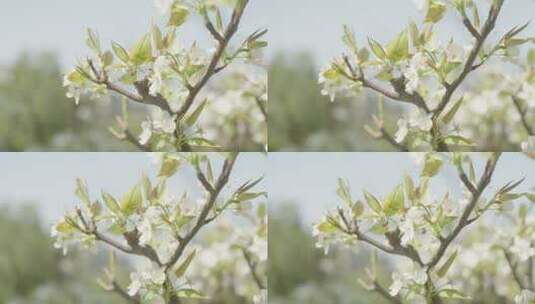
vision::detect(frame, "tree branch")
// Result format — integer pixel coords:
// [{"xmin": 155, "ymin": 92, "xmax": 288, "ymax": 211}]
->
[
  {"xmin": 112, "ymin": 281, "xmax": 141, "ymax": 304},
  {"xmin": 512, "ymin": 95, "xmax": 534, "ymax": 136},
  {"xmin": 432, "ymin": 2, "xmax": 503, "ymax": 117},
  {"xmin": 380, "ymin": 127, "xmax": 409, "ymax": 152},
  {"xmin": 426, "ymin": 154, "xmax": 500, "ymax": 270},
  {"xmin": 373, "ymin": 281, "xmax": 403, "ymax": 304},
  {"xmin": 503, "ymin": 248, "xmax": 528, "ymax": 290},
  {"xmin": 242, "ymin": 248, "xmax": 266, "ymax": 289},
  {"xmin": 165, "ymin": 154, "xmax": 238, "ymax": 271},
  {"xmin": 175, "ymin": 0, "xmax": 249, "ymax": 120}
]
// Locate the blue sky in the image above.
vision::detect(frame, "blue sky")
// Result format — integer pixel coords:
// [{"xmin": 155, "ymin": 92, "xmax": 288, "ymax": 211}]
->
[{"xmin": 1, "ymin": 0, "xmax": 533, "ymax": 67}]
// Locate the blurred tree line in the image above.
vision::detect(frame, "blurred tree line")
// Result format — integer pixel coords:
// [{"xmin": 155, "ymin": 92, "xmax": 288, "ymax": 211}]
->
[
  {"xmin": 269, "ymin": 203, "xmax": 389, "ymax": 304},
  {"xmin": 268, "ymin": 52, "xmax": 402, "ymax": 151},
  {"xmin": 0, "ymin": 204, "xmax": 127, "ymax": 303},
  {"xmin": 0, "ymin": 52, "xmax": 135, "ymax": 151}
]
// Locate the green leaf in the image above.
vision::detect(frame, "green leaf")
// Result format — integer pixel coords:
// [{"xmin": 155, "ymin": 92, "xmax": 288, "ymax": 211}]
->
[
  {"xmin": 317, "ymin": 221, "xmax": 337, "ymax": 233},
  {"xmin": 437, "ymin": 250, "xmax": 457, "ymax": 277},
  {"xmin": 368, "ymin": 38, "xmax": 387, "ymax": 60},
  {"xmin": 336, "ymin": 178, "xmax": 352, "ymax": 206},
  {"xmin": 175, "ymin": 288, "xmax": 208, "ymax": 299},
  {"xmin": 528, "ymin": 49, "xmax": 535, "ymax": 66},
  {"xmin": 442, "ymin": 97, "xmax": 463, "ymax": 124},
  {"xmin": 168, "ymin": 4, "xmax": 190, "ymax": 27},
  {"xmin": 86, "ymin": 28, "xmax": 101, "ymax": 53},
  {"xmin": 421, "ymin": 154, "xmax": 443, "ymax": 177},
  {"xmin": 158, "ymin": 156, "xmax": 181, "ymax": 178},
  {"xmin": 404, "ymin": 175, "xmax": 416, "ymax": 202},
  {"xmin": 370, "ymin": 222, "xmax": 388, "ymax": 234},
  {"xmin": 163, "ymin": 29, "xmax": 177, "ymax": 49},
  {"xmin": 438, "ymin": 288, "xmax": 470, "ymax": 300},
  {"xmin": 237, "ymin": 192, "xmax": 266, "ymax": 202},
  {"xmin": 257, "ymin": 203, "xmax": 266, "ymax": 218},
  {"xmin": 383, "ymin": 185, "xmax": 404, "ymax": 215},
  {"xmin": 101, "ymin": 51, "xmax": 114, "ymax": 67},
  {"xmin": 352, "ymin": 200, "xmax": 364, "ymax": 218},
  {"xmin": 121, "ymin": 185, "xmax": 142, "ymax": 215},
  {"xmin": 175, "ymin": 250, "xmax": 196, "ymax": 278},
  {"xmin": 363, "ymin": 190, "xmax": 383, "ymax": 214},
  {"xmin": 55, "ymin": 221, "xmax": 75, "ymax": 233},
  {"xmin": 342, "ymin": 24, "xmax": 358, "ymax": 53},
  {"xmin": 151, "ymin": 25, "xmax": 164, "ymax": 51},
  {"xmin": 425, "ymin": 0, "xmax": 447, "ymax": 24},
  {"xmin": 386, "ymin": 30, "xmax": 409, "ymax": 62},
  {"xmin": 102, "ymin": 191, "xmax": 121, "ymax": 214},
  {"xmin": 129, "ymin": 34, "xmax": 152, "ymax": 65},
  {"xmin": 75, "ymin": 178, "xmax": 91, "ymax": 207},
  {"xmin": 185, "ymin": 99, "xmax": 208, "ymax": 127},
  {"xmin": 112, "ymin": 42, "xmax": 130, "ymax": 63}
]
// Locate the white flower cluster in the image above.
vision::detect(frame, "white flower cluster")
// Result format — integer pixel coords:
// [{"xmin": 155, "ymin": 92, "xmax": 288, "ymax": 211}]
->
[
  {"xmin": 314, "ymin": 153, "xmax": 535, "ymax": 302},
  {"xmin": 63, "ymin": 0, "xmax": 267, "ymax": 151},
  {"xmin": 320, "ymin": 0, "xmax": 533, "ymax": 151},
  {"xmin": 51, "ymin": 153, "xmax": 266, "ymax": 303}
]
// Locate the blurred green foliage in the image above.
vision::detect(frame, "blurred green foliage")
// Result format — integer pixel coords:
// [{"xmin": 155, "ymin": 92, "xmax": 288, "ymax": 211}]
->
[
  {"xmin": 0, "ymin": 204, "xmax": 127, "ymax": 303},
  {"xmin": 268, "ymin": 52, "xmax": 401, "ymax": 151},
  {"xmin": 0, "ymin": 52, "xmax": 134, "ymax": 151}
]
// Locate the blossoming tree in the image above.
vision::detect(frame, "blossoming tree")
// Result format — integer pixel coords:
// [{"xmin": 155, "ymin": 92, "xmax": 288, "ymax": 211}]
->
[
  {"xmin": 63, "ymin": 0, "xmax": 267, "ymax": 151},
  {"xmin": 313, "ymin": 153, "xmax": 535, "ymax": 303},
  {"xmin": 51, "ymin": 153, "xmax": 267, "ymax": 303},
  {"xmin": 319, "ymin": 0, "xmax": 534, "ymax": 151}
]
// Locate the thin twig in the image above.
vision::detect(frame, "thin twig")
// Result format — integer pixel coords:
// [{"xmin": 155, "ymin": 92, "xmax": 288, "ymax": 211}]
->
[
  {"xmin": 165, "ymin": 154, "xmax": 238, "ymax": 271},
  {"xmin": 373, "ymin": 281, "xmax": 402, "ymax": 304},
  {"xmin": 512, "ymin": 95, "xmax": 534, "ymax": 136},
  {"xmin": 242, "ymin": 248, "xmax": 266, "ymax": 289},
  {"xmin": 175, "ymin": 0, "xmax": 249, "ymax": 120}
]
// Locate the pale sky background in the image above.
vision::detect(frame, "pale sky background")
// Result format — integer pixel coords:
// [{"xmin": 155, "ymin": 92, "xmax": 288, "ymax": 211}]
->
[
  {"xmin": 0, "ymin": 0, "xmax": 270, "ymax": 67},
  {"xmin": 0, "ymin": 153, "xmax": 266, "ymax": 226},
  {"xmin": 269, "ymin": 153, "xmax": 535, "ymax": 225},
  {"xmin": 1, "ymin": 0, "xmax": 533, "ymax": 68},
  {"xmin": 0, "ymin": 152, "xmax": 533, "ymax": 228},
  {"xmin": 268, "ymin": 0, "xmax": 535, "ymax": 64}
]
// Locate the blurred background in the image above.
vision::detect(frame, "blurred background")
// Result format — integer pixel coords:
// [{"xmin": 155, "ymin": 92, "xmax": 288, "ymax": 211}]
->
[
  {"xmin": 0, "ymin": 0, "xmax": 270, "ymax": 151},
  {"xmin": 0, "ymin": 152, "xmax": 265, "ymax": 303},
  {"xmin": 268, "ymin": 153, "xmax": 535, "ymax": 303},
  {"xmin": 267, "ymin": 0, "xmax": 535, "ymax": 151}
]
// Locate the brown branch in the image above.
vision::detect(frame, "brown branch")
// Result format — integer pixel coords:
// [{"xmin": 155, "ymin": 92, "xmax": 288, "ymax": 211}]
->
[
  {"xmin": 426, "ymin": 154, "xmax": 500, "ymax": 270},
  {"xmin": 333, "ymin": 211, "xmax": 424, "ymax": 266},
  {"xmin": 165, "ymin": 154, "xmax": 238, "ymax": 271},
  {"xmin": 342, "ymin": 56, "xmax": 430, "ymax": 113},
  {"xmin": 380, "ymin": 127, "xmax": 409, "ymax": 152},
  {"xmin": 432, "ymin": 2, "xmax": 503, "ymax": 117},
  {"xmin": 503, "ymin": 248, "xmax": 528, "ymax": 290},
  {"xmin": 112, "ymin": 281, "xmax": 140, "ymax": 304},
  {"xmin": 255, "ymin": 96, "xmax": 268, "ymax": 121},
  {"xmin": 73, "ymin": 209, "xmax": 162, "ymax": 265},
  {"xmin": 512, "ymin": 95, "xmax": 534, "ymax": 136},
  {"xmin": 86, "ymin": 59, "xmax": 174, "ymax": 115},
  {"xmin": 373, "ymin": 281, "xmax": 402, "ymax": 304},
  {"xmin": 242, "ymin": 248, "xmax": 266, "ymax": 289},
  {"xmin": 175, "ymin": 0, "xmax": 249, "ymax": 120},
  {"xmin": 123, "ymin": 128, "xmax": 150, "ymax": 152}
]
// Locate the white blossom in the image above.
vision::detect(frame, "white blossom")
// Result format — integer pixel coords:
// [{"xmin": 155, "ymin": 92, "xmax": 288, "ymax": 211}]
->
[
  {"xmin": 510, "ymin": 236, "xmax": 535, "ymax": 262},
  {"xmin": 515, "ymin": 289, "xmax": 535, "ymax": 304},
  {"xmin": 127, "ymin": 263, "xmax": 167, "ymax": 296}
]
